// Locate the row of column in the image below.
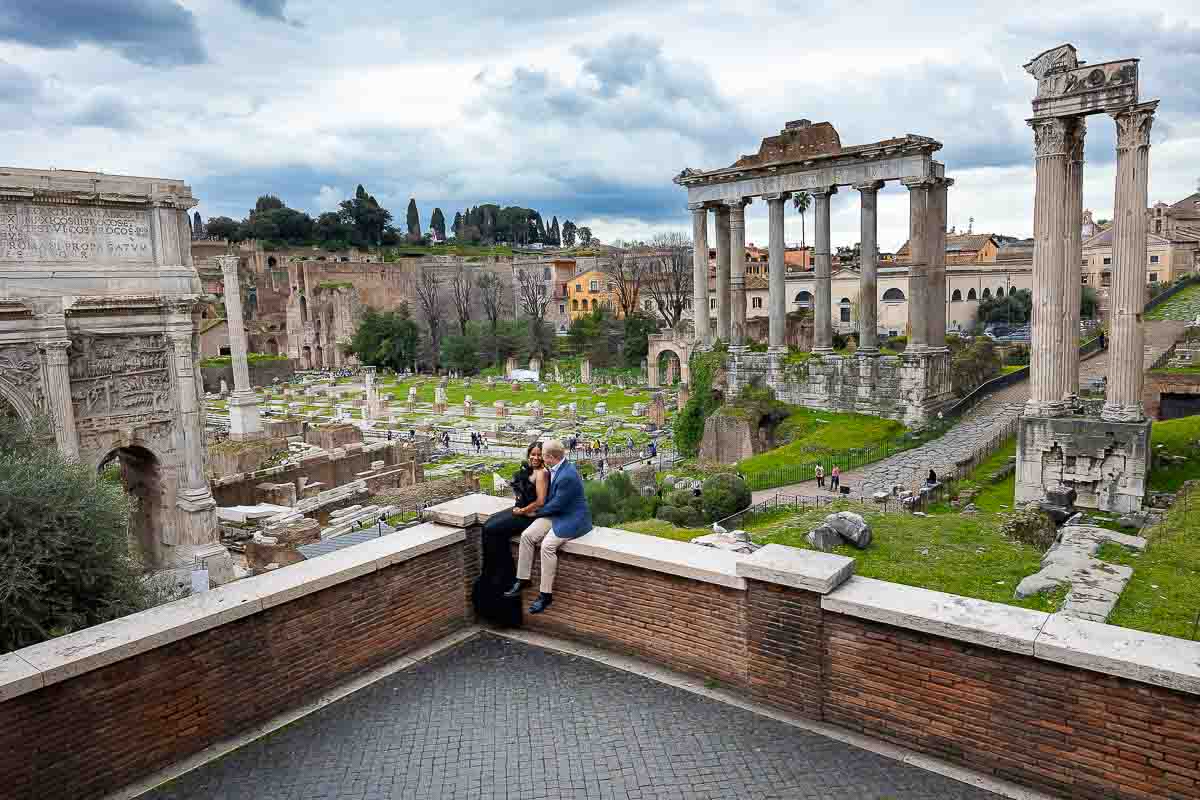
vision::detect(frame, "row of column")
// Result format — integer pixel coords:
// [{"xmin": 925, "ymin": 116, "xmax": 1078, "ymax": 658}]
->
[
  {"xmin": 688, "ymin": 179, "xmax": 949, "ymax": 354},
  {"xmin": 1026, "ymin": 102, "xmax": 1156, "ymax": 422}
]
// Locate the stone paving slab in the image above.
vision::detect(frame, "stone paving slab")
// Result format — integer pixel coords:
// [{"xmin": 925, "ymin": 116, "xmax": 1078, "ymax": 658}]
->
[{"xmin": 141, "ymin": 634, "xmax": 998, "ymax": 800}]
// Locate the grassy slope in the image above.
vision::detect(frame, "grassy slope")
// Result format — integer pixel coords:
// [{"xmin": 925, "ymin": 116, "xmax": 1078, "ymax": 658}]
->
[
  {"xmin": 1147, "ymin": 415, "xmax": 1200, "ymax": 492},
  {"xmin": 736, "ymin": 408, "xmax": 906, "ymax": 473},
  {"xmin": 1100, "ymin": 486, "xmax": 1200, "ymax": 639},
  {"xmin": 1145, "ymin": 282, "xmax": 1200, "ymax": 320},
  {"xmin": 379, "ymin": 378, "xmax": 653, "ymax": 416}
]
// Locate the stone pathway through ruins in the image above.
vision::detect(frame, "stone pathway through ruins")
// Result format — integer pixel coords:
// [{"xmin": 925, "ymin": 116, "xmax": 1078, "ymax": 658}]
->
[{"xmin": 751, "ymin": 321, "xmax": 1186, "ymax": 504}]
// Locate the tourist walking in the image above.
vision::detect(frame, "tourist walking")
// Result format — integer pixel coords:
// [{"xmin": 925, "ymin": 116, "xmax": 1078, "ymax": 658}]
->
[
  {"xmin": 815, "ymin": 463, "xmax": 825, "ymax": 489},
  {"xmin": 831, "ymin": 465, "xmax": 840, "ymax": 492}
]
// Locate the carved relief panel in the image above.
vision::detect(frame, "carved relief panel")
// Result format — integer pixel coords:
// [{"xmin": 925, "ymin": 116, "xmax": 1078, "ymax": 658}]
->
[
  {"xmin": 0, "ymin": 344, "xmax": 46, "ymax": 414},
  {"xmin": 69, "ymin": 334, "xmax": 175, "ymax": 423}
]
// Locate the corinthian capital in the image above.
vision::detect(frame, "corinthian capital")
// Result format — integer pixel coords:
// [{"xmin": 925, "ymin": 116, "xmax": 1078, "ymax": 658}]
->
[
  {"xmin": 216, "ymin": 254, "xmax": 239, "ymax": 276},
  {"xmin": 1030, "ymin": 117, "xmax": 1071, "ymax": 158},
  {"xmin": 37, "ymin": 339, "xmax": 72, "ymax": 365},
  {"xmin": 1068, "ymin": 117, "xmax": 1087, "ymax": 162},
  {"xmin": 1112, "ymin": 102, "xmax": 1157, "ymax": 151}
]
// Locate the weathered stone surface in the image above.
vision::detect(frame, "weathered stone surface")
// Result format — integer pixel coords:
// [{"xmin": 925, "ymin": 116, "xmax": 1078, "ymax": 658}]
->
[
  {"xmin": 824, "ymin": 511, "xmax": 872, "ymax": 548},
  {"xmin": 737, "ymin": 543, "xmax": 855, "ymax": 594},
  {"xmin": 689, "ymin": 531, "xmax": 760, "ymax": 555},
  {"xmin": 1014, "ymin": 524, "xmax": 1146, "ymax": 622},
  {"xmin": 806, "ymin": 524, "xmax": 842, "ymax": 551}
]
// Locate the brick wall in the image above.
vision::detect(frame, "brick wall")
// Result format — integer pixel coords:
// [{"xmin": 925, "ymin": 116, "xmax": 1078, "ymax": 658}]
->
[
  {"xmin": 514, "ymin": 543, "xmax": 749, "ymax": 687},
  {"xmin": 822, "ymin": 613, "xmax": 1200, "ymax": 800},
  {"xmin": 745, "ymin": 581, "xmax": 825, "ymax": 719},
  {"xmin": 0, "ymin": 545, "xmax": 467, "ymax": 800}
]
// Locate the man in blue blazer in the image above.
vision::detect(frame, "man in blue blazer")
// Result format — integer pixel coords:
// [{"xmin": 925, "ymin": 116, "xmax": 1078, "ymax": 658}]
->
[{"xmin": 505, "ymin": 438, "xmax": 592, "ymax": 613}]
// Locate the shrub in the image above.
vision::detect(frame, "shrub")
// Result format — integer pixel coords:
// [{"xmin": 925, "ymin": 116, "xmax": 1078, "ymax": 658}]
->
[
  {"xmin": 655, "ymin": 504, "xmax": 703, "ymax": 528},
  {"xmin": 701, "ymin": 473, "xmax": 751, "ymax": 522},
  {"xmin": 886, "ymin": 336, "xmax": 907, "ymax": 352},
  {"xmin": 586, "ymin": 471, "xmax": 656, "ymax": 527},
  {"xmin": 1000, "ymin": 507, "xmax": 1058, "ymax": 551}
]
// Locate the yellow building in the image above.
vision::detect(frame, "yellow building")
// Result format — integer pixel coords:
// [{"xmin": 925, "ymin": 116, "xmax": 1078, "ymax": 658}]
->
[{"xmin": 567, "ymin": 269, "xmax": 620, "ymax": 318}]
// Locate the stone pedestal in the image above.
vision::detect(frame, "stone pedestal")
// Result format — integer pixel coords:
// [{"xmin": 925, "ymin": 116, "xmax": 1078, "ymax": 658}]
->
[
  {"xmin": 228, "ymin": 391, "xmax": 263, "ymax": 440},
  {"xmin": 1015, "ymin": 415, "xmax": 1150, "ymax": 513}
]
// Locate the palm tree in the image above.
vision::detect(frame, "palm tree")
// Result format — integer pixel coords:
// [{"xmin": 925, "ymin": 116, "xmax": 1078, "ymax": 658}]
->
[{"xmin": 792, "ymin": 191, "xmax": 812, "ymax": 249}]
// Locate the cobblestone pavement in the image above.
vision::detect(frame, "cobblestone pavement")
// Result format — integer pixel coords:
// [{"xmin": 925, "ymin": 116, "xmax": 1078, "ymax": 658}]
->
[
  {"xmin": 141, "ymin": 634, "xmax": 998, "ymax": 800},
  {"xmin": 751, "ymin": 320, "xmax": 1185, "ymax": 503}
]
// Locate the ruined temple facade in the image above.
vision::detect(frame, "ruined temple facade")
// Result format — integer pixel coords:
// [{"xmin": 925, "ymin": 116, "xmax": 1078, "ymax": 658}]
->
[
  {"xmin": 0, "ymin": 168, "xmax": 233, "ymax": 580},
  {"xmin": 675, "ymin": 120, "xmax": 954, "ymax": 425}
]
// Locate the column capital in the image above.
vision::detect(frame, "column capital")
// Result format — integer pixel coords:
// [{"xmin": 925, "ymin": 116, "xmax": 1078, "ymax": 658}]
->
[
  {"xmin": 761, "ymin": 192, "xmax": 791, "ymax": 203},
  {"xmin": 1028, "ymin": 116, "xmax": 1072, "ymax": 158},
  {"xmin": 1068, "ymin": 116, "xmax": 1087, "ymax": 162},
  {"xmin": 722, "ymin": 197, "xmax": 753, "ymax": 210},
  {"xmin": 1111, "ymin": 101, "xmax": 1157, "ymax": 151},
  {"xmin": 854, "ymin": 180, "xmax": 885, "ymax": 193},
  {"xmin": 686, "ymin": 202, "xmax": 709, "ymax": 213},
  {"xmin": 216, "ymin": 254, "xmax": 239, "ymax": 275},
  {"xmin": 901, "ymin": 176, "xmax": 937, "ymax": 190},
  {"xmin": 808, "ymin": 185, "xmax": 838, "ymax": 198},
  {"xmin": 37, "ymin": 338, "xmax": 72, "ymax": 365}
]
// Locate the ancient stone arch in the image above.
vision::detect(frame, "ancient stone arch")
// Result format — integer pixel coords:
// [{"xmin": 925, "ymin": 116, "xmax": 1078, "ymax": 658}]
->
[
  {"xmin": 647, "ymin": 332, "xmax": 694, "ymax": 388},
  {"xmin": 0, "ymin": 169, "xmax": 232, "ymax": 580}
]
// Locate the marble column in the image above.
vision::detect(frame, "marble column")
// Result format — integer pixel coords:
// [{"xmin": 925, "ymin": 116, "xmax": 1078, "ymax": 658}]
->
[
  {"xmin": 926, "ymin": 178, "xmax": 952, "ymax": 350},
  {"xmin": 855, "ymin": 181, "xmax": 884, "ymax": 354},
  {"xmin": 1103, "ymin": 103, "xmax": 1158, "ymax": 423},
  {"xmin": 1026, "ymin": 118, "xmax": 1072, "ymax": 418},
  {"xmin": 1063, "ymin": 119, "xmax": 1086, "ymax": 398},
  {"xmin": 764, "ymin": 192, "xmax": 791, "ymax": 351},
  {"xmin": 903, "ymin": 179, "xmax": 931, "ymax": 351},
  {"xmin": 218, "ymin": 255, "xmax": 264, "ymax": 440},
  {"xmin": 38, "ymin": 339, "xmax": 78, "ymax": 460},
  {"xmin": 727, "ymin": 199, "xmax": 750, "ymax": 347},
  {"xmin": 811, "ymin": 186, "xmax": 836, "ymax": 354},
  {"xmin": 689, "ymin": 203, "xmax": 711, "ymax": 346},
  {"xmin": 714, "ymin": 205, "xmax": 732, "ymax": 342}
]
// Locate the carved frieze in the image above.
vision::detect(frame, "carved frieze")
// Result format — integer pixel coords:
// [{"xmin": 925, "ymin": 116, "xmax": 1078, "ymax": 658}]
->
[
  {"xmin": 68, "ymin": 334, "xmax": 174, "ymax": 420},
  {"xmin": 0, "ymin": 344, "xmax": 45, "ymax": 412}
]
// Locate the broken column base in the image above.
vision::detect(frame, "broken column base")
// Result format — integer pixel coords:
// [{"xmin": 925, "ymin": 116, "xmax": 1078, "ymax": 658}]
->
[
  {"xmin": 1015, "ymin": 414, "xmax": 1150, "ymax": 514},
  {"xmin": 228, "ymin": 391, "xmax": 265, "ymax": 441}
]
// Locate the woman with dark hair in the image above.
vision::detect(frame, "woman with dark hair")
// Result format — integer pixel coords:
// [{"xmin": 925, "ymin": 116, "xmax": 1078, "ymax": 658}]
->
[{"xmin": 472, "ymin": 442, "xmax": 548, "ymax": 627}]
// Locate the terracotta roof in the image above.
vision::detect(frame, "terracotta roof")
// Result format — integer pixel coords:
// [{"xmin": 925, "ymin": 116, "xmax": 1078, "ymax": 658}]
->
[{"xmin": 896, "ymin": 233, "xmax": 996, "ymax": 257}]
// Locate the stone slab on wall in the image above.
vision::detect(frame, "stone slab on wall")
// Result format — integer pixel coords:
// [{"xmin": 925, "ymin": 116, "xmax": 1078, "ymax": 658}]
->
[
  {"xmin": 726, "ymin": 350, "xmax": 954, "ymax": 426},
  {"xmin": 0, "ymin": 535, "xmax": 468, "ymax": 800},
  {"xmin": 200, "ymin": 359, "xmax": 296, "ymax": 394},
  {"xmin": 305, "ymin": 423, "xmax": 363, "ymax": 451},
  {"xmin": 1015, "ymin": 415, "xmax": 1151, "ymax": 513},
  {"xmin": 211, "ymin": 442, "xmax": 406, "ymax": 506}
]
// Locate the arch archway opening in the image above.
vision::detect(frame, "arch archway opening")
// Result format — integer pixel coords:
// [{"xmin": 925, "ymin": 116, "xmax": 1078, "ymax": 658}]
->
[
  {"xmin": 656, "ymin": 349, "xmax": 683, "ymax": 387},
  {"xmin": 794, "ymin": 290, "xmax": 813, "ymax": 308},
  {"xmin": 967, "ymin": 288, "xmax": 978, "ymax": 301},
  {"xmin": 951, "ymin": 289, "xmax": 963, "ymax": 302},
  {"xmin": 97, "ymin": 445, "xmax": 163, "ymax": 570},
  {"xmin": 982, "ymin": 288, "xmax": 992, "ymax": 300},
  {"xmin": 882, "ymin": 288, "xmax": 905, "ymax": 301}
]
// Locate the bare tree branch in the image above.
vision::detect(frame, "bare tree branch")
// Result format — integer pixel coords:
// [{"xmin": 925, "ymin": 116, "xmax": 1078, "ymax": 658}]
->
[
  {"xmin": 607, "ymin": 249, "xmax": 646, "ymax": 318},
  {"xmin": 643, "ymin": 232, "xmax": 693, "ymax": 330},
  {"xmin": 516, "ymin": 267, "xmax": 551, "ymax": 323},
  {"xmin": 477, "ymin": 270, "xmax": 504, "ymax": 332},
  {"xmin": 413, "ymin": 270, "xmax": 445, "ymax": 369},
  {"xmin": 450, "ymin": 266, "xmax": 473, "ymax": 335}
]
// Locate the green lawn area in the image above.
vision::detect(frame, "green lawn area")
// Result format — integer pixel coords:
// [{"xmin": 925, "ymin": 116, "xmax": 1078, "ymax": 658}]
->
[
  {"xmin": 1145, "ymin": 281, "xmax": 1200, "ymax": 321},
  {"xmin": 1147, "ymin": 415, "xmax": 1200, "ymax": 492},
  {"xmin": 1000, "ymin": 365, "xmax": 1027, "ymax": 374},
  {"xmin": 954, "ymin": 437, "xmax": 1018, "ymax": 513},
  {"xmin": 736, "ymin": 407, "xmax": 906, "ymax": 475},
  {"xmin": 1099, "ymin": 485, "xmax": 1200, "ymax": 639},
  {"xmin": 619, "ymin": 499, "xmax": 1062, "ymax": 612},
  {"xmin": 378, "ymin": 377, "xmax": 660, "ymax": 419},
  {"xmin": 1149, "ymin": 366, "xmax": 1200, "ymax": 375}
]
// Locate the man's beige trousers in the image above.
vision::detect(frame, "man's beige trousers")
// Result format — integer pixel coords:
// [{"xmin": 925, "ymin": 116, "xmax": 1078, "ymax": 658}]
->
[{"xmin": 516, "ymin": 517, "xmax": 565, "ymax": 594}]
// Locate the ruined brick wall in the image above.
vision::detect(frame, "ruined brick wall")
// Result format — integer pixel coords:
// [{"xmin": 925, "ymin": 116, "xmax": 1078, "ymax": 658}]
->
[
  {"xmin": 1144, "ymin": 371, "xmax": 1200, "ymax": 420},
  {"xmin": 211, "ymin": 442, "xmax": 406, "ymax": 505},
  {"xmin": 200, "ymin": 359, "xmax": 297, "ymax": 393},
  {"xmin": 699, "ymin": 413, "xmax": 761, "ymax": 463},
  {"xmin": 0, "ymin": 545, "xmax": 468, "ymax": 800}
]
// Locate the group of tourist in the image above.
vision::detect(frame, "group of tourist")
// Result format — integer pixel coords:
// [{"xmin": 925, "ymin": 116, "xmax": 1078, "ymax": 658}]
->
[
  {"xmin": 473, "ymin": 440, "xmax": 593, "ymax": 623},
  {"xmin": 469, "ymin": 430, "xmax": 489, "ymax": 453},
  {"xmin": 814, "ymin": 463, "xmax": 841, "ymax": 492}
]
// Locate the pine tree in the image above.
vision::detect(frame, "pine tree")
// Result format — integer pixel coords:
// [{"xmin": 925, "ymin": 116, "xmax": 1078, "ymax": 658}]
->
[
  {"xmin": 452, "ymin": 211, "xmax": 463, "ymax": 239},
  {"xmin": 406, "ymin": 198, "xmax": 421, "ymax": 242},
  {"xmin": 430, "ymin": 208, "xmax": 446, "ymax": 241},
  {"xmin": 550, "ymin": 216, "xmax": 561, "ymax": 246}
]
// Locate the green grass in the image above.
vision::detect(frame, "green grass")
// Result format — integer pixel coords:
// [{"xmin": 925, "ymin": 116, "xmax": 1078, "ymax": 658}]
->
[
  {"xmin": 199, "ymin": 352, "xmax": 289, "ymax": 368},
  {"xmin": 1099, "ymin": 486, "xmax": 1200, "ymax": 639},
  {"xmin": 1145, "ymin": 281, "xmax": 1200, "ymax": 320},
  {"xmin": 1149, "ymin": 366, "xmax": 1200, "ymax": 375},
  {"xmin": 736, "ymin": 408, "xmax": 906, "ymax": 474},
  {"xmin": 1148, "ymin": 416, "xmax": 1200, "ymax": 492},
  {"xmin": 953, "ymin": 437, "xmax": 1018, "ymax": 513},
  {"xmin": 1000, "ymin": 365, "xmax": 1027, "ymax": 374},
  {"xmin": 620, "ymin": 519, "xmax": 704, "ymax": 542},
  {"xmin": 379, "ymin": 377, "xmax": 659, "ymax": 421}
]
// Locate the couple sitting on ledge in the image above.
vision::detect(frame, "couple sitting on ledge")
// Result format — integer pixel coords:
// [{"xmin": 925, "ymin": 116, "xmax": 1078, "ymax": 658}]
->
[{"xmin": 475, "ymin": 438, "xmax": 592, "ymax": 620}]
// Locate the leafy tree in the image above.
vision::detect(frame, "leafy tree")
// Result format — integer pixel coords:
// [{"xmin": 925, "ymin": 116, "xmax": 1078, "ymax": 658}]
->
[
  {"xmin": 978, "ymin": 288, "xmax": 1032, "ymax": 325},
  {"xmin": 339, "ymin": 185, "xmax": 392, "ymax": 247},
  {"xmin": 406, "ymin": 198, "xmax": 421, "ymax": 242},
  {"xmin": 622, "ymin": 311, "xmax": 659, "ymax": 366},
  {"xmin": 430, "ymin": 207, "xmax": 446, "ymax": 240},
  {"xmin": 1081, "ymin": 285, "xmax": 1099, "ymax": 320},
  {"xmin": 253, "ymin": 194, "xmax": 285, "ymax": 214},
  {"xmin": 700, "ymin": 473, "xmax": 751, "ymax": 522},
  {"xmin": 204, "ymin": 216, "xmax": 239, "ymax": 241},
  {"xmin": 578, "ymin": 226, "xmax": 593, "ymax": 246},
  {"xmin": 441, "ymin": 331, "xmax": 482, "ymax": 375},
  {"xmin": 0, "ymin": 414, "xmax": 155, "ymax": 653},
  {"xmin": 948, "ymin": 335, "xmax": 1001, "ymax": 396},
  {"xmin": 673, "ymin": 352, "xmax": 723, "ymax": 457},
  {"xmin": 350, "ymin": 305, "xmax": 422, "ymax": 373},
  {"xmin": 562, "ymin": 220, "xmax": 577, "ymax": 248}
]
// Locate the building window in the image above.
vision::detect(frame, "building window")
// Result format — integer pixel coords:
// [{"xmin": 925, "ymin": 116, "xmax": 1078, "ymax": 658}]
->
[
  {"xmin": 967, "ymin": 288, "xmax": 977, "ymax": 300},
  {"xmin": 951, "ymin": 289, "xmax": 963, "ymax": 302},
  {"xmin": 752, "ymin": 297, "xmax": 763, "ymax": 309},
  {"xmin": 794, "ymin": 290, "xmax": 813, "ymax": 308},
  {"xmin": 543, "ymin": 268, "xmax": 551, "ymax": 280},
  {"xmin": 882, "ymin": 288, "xmax": 906, "ymax": 301},
  {"xmin": 1150, "ymin": 255, "xmax": 1160, "ymax": 264},
  {"xmin": 559, "ymin": 304, "xmax": 565, "ymax": 313},
  {"xmin": 839, "ymin": 298, "xmax": 851, "ymax": 323},
  {"xmin": 709, "ymin": 298, "xmax": 717, "ymax": 310},
  {"xmin": 590, "ymin": 280, "xmax": 599, "ymax": 291},
  {"xmin": 576, "ymin": 283, "xmax": 582, "ymax": 291},
  {"xmin": 1103, "ymin": 257, "xmax": 1112, "ymax": 265},
  {"xmin": 582, "ymin": 299, "xmax": 588, "ymax": 310},
  {"xmin": 1149, "ymin": 272, "xmax": 1159, "ymax": 284},
  {"xmin": 572, "ymin": 299, "xmax": 578, "ymax": 310},
  {"xmin": 1101, "ymin": 274, "xmax": 1112, "ymax": 287}
]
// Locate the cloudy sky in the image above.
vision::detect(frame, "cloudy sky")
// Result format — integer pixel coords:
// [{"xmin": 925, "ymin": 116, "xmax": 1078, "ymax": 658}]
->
[{"xmin": 1, "ymin": 0, "xmax": 1198, "ymax": 251}]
